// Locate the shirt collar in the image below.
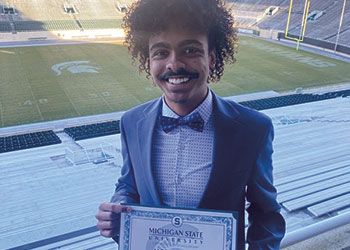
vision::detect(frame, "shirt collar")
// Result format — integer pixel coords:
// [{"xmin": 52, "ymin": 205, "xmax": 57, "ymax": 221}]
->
[{"xmin": 161, "ymin": 89, "xmax": 213, "ymax": 125}]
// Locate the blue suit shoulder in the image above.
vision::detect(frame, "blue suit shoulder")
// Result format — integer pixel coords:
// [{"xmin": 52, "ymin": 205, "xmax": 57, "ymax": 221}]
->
[
  {"xmin": 121, "ymin": 98, "xmax": 160, "ymax": 124},
  {"xmin": 216, "ymin": 95, "xmax": 273, "ymax": 133}
]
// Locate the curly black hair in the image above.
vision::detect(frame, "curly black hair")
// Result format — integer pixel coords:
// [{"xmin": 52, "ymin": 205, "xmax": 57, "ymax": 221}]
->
[{"xmin": 122, "ymin": 0, "xmax": 237, "ymax": 82}]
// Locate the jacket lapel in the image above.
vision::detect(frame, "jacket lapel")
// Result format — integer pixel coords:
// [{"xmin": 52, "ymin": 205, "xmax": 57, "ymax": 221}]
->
[
  {"xmin": 199, "ymin": 93, "xmax": 241, "ymax": 208},
  {"xmin": 137, "ymin": 98, "xmax": 162, "ymax": 206}
]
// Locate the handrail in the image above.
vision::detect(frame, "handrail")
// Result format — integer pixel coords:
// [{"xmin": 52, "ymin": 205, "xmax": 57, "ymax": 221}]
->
[{"xmin": 280, "ymin": 211, "xmax": 350, "ymax": 248}]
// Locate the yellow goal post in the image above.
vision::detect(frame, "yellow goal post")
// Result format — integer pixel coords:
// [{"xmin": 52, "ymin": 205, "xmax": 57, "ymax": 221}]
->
[{"xmin": 285, "ymin": 0, "xmax": 311, "ymax": 50}]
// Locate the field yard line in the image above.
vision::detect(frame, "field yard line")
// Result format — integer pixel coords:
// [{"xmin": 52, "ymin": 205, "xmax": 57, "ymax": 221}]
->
[
  {"xmin": 28, "ymin": 83, "xmax": 44, "ymax": 121},
  {"xmin": 58, "ymin": 83, "xmax": 81, "ymax": 116},
  {"xmin": 0, "ymin": 99, "xmax": 3, "ymax": 127},
  {"xmin": 89, "ymin": 82, "xmax": 114, "ymax": 111},
  {"xmin": 15, "ymin": 52, "xmax": 44, "ymax": 122}
]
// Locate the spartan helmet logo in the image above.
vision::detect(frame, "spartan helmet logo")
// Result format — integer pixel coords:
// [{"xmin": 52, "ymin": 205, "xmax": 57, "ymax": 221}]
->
[{"xmin": 51, "ymin": 61, "xmax": 100, "ymax": 76}]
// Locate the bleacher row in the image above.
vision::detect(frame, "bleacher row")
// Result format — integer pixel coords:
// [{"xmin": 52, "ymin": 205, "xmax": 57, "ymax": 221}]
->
[
  {"xmin": 0, "ymin": 130, "xmax": 61, "ymax": 153},
  {"xmin": 1, "ymin": 90, "xmax": 349, "ymax": 154},
  {"xmin": 63, "ymin": 120, "xmax": 120, "ymax": 141},
  {"xmin": 230, "ymin": 0, "xmax": 350, "ymax": 46},
  {"xmin": 0, "ymin": 21, "xmax": 11, "ymax": 32},
  {"xmin": 0, "ymin": 0, "xmax": 128, "ymax": 32},
  {"xmin": 240, "ymin": 89, "xmax": 350, "ymax": 110},
  {"xmin": 0, "ymin": 0, "xmax": 349, "ymax": 47},
  {"xmin": 0, "ymin": 19, "xmax": 122, "ymax": 32}
]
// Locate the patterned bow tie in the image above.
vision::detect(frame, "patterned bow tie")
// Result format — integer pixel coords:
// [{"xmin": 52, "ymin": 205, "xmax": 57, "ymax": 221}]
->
[{"xmin": 160, "ymin": 112, "xmax": 204, "ymax": 133}]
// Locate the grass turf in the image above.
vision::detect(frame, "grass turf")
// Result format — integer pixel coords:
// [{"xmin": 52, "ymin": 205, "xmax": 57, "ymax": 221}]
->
[{"xmin": 0, "ymin": 36, "xmax": 349, "ymax": 127}]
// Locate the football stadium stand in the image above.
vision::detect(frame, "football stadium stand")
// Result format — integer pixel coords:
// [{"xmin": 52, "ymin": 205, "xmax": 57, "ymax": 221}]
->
[
  {"xmin": 240, "ymin": 89, "xmax": 350, "ymax": 110},
  {"xmin": 1, "ymin": 89, "xmax": 348, "ymax": 154},
  {"xmin": 228, "ymin": 0, "xmax": 350, "ymax": 47},
  {"xmin": 1, "ymin": 92, "xmax": 349, "ymax": 249},
  {"xmin": 0, "ymin": 0, "xmax": 125, "ymax": 32},
  {"xmin": 64, "ymin": 120, "xmax": 120, "ymax": 141},
  {"xmin": 60, "ymin": 89, "xmax": 350, "ymax": 142},
  {"xmin": 71, "ymin": 0, "xmax": 124, "ymax": 20},
  {"xmin": 0, "ymin": 0, "xmax": 349, "ymax": 48},
  {"xmin": 12, "ymin": 20, "xmax": 78, "ymax": 32},
  {"xmin": 0, "ymin": 130, "xmax": 61, "ymax": 153},
  {"xmin": 0, "ymin": 21, "xmax": 11, "ymax": 32},
  {"xmin": 78, "ymin": 19, "xmax": 122, "ymax": 30}
]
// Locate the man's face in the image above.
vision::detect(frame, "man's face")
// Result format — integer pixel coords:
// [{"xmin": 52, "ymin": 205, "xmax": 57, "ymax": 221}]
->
[{"xmin": 149, "ymin": 28, "xmax": 215, "ymax": 112}]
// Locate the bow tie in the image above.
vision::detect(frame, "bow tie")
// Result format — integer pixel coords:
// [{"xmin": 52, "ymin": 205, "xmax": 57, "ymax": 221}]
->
[{"xmin": 160, "ymin": 112, "xmax": 204, "ymax": 133}]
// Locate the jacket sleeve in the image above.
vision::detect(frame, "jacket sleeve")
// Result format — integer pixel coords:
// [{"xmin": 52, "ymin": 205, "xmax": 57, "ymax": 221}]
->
[
  {"xmin": 246, "ymin": 121, "xmax": 286, "ymax": 250},
  {"xmin": 110, "ymin": 115, "xmax": 140, "ymax": 204},
  {"xmin": 110, "ymin": 116, "xmax": 140, "ymax": 244}
]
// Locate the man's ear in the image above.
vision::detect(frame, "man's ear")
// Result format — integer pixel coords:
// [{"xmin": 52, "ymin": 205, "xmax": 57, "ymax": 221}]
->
[{"xmin": 209, "ymin": 50, "xmax": 216, "ymax": 71}]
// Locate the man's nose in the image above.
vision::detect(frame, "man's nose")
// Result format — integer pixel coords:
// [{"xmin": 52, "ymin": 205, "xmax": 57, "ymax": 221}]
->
[{"xmin": 166, "ymin": 52, "xmax": 185, "ymax": 71}]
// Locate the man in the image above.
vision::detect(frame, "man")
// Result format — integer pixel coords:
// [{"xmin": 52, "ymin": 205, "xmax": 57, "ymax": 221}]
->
[{"xmin": 96, "ymin": 0, "xmax": 285, "ymax": 249}]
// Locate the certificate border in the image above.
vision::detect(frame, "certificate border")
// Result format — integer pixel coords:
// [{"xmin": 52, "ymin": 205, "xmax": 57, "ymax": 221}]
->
[{"xmin": 119, "ymin": 205, "xmax": 237, "ymax": 250}]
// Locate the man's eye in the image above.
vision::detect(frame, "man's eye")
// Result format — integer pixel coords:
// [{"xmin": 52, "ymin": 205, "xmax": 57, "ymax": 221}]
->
[
  {"xmin": 152, "ymin": 50, "xmax": 168, "ymax": 58},
  {"xmin": 184, "ymin": 47, "xmax": 201, "ymax": 55}
]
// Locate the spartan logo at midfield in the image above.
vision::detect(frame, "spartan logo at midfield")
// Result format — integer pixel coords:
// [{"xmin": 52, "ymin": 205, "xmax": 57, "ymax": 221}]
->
[{"xmin": 52, "ymin": 61, "xmax": 100, "ymax": 76}]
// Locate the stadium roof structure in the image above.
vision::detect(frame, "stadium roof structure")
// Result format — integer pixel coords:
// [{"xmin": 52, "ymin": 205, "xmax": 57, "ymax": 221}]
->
[{"xmin": 1, "ymin": 90, "xmax": 350, "ymax": 249}]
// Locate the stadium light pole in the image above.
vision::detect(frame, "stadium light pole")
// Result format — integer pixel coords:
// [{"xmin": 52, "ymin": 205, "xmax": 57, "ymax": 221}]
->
[{"xmin": 334, "ymin": 0, "xmax": 347, "ymax": 53}]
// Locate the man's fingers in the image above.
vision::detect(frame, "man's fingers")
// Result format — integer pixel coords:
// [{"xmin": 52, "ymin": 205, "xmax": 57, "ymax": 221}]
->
[
  {"xmin": 111, "ymin": 203, "xmax": 132, "ymax": 213},
  {"xmin": 100, "ymin": 229, "xmax": 116, "ymax": 238},
  {"xmin": 99, "ymin": 202, "xmax": 131, "ymax": 213},
  {"xmin": 97, "ymin": 220, "xmax": 117, "ymax": 230},
  {"xmin": 95, "ymin": 211, "xmax": 118, "ymax": 221},
  {"xmin": 99, "ymin": 202, "xmax": 120, "ymax": 212},
  {"xmin": 96, "ymin": 202, "xmax": 132, "ymax": 239}
]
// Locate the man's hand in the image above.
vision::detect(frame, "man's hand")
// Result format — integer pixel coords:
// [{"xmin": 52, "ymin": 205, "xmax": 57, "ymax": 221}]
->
[{"xmin": 95, "ymin": 202, "xmax": 131, "ymax": 238}]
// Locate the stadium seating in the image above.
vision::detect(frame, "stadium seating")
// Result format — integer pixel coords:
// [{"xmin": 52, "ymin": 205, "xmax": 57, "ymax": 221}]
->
[
  {"xmin": 0, "ymin": 21, "xmax": 12, "ymax": 32},
  {"xmin": 0, "ymin": 130, "xmax": 61, "ymax": 153},
  {"xmin": 72, "ymin": 0, "xmax": 124, "ymax": 20},
  {"xmin": 13, "ymin": 20, "xmax": 79, "ymax": 31},
  {"xmin": 43, "ymin": 20, "xmax": 80, "ymax": 31},
  {"xmin": 60, "ymin": 89, "xmax": 350, "ymax": 142},
  {"xmin": 79, "ymin": 19, "xmax": 122, "ymax": 30},
  {"xmin": 1, "ymin": 0, "xmax": 349, "ymax": 46},
  {"xmin": 336, "ymin": 30, "xmax": 350, "ymax": 47},
  {"xmin": 1, "ymin": 92, "xmax": 347, "ymax": 150},
  {"xmin": 64, "ymin": 120, "xmax": 120, "ymax": 141},
  {"xmin": 290, "ymin": 1, "xmax": 349, "ymax": 43},
  {"xmin": 240, "ymin": 89, "xmax": 350, "ymax": 110},
  {"xmin": 8, "ymin": 0, "xmax": 75, "ymax": 21},
  {"xmin": 13, "ymin": 21, "xmax": 45, "ymax": 31},
  {"xmin": 228, "ymin": 0, "xmax": 350, "ymax": 47},
  {"xmin": 0, "ymin": 0, "xmax": 125, "ymax": 32}
]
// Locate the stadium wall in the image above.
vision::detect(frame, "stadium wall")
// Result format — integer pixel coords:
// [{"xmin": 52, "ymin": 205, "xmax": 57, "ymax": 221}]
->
[
  {"xmin": 238, "ymin": 28, "xmax": 280, "ymax": 40},
  {"xmin": 236, "ymin": 28, "xmax": 350, "ymax": 55},
  {"xmin": 0, "ymin": 29, "xmax": 124, "ymax": 42},
  {"xmin": 278, "ymin": 32, "xmax": 350, "ymax": 55},
  {"xmin": 56, "ymin": 29, "xmax": 124, "ymax": 40},
  {"xmin": 259, "ymin": 29, "xmax": 280, "ymax": 40},
  {"xmin": 0, "ymin": 31, "xmax": 55, "ymax": 42}
]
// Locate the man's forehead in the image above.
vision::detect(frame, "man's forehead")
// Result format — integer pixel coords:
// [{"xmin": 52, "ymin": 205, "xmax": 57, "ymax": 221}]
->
[
  {"xmin": 149, "ymin": 40, "xmax": 204, "ymax": 51},
  {"xmin": 148, "ymin": 29, "xmax": 208, "ymax": 49}
]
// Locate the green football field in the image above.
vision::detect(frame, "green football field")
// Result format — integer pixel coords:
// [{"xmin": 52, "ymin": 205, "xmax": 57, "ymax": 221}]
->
[{"xmin": 0, "ymin": 36, "xmax": 349, "ymax": 127}]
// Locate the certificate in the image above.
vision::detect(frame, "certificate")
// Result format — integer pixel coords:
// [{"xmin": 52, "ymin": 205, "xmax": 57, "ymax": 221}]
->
[{"xmin": 119, "ymin": 205, "xmax": 237, "ymax": 250}]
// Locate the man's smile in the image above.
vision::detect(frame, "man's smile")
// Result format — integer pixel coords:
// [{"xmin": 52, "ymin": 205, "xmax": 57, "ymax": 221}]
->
[
  {"xmin": 159, "ymin": 68, "xmax": 199, "ymax": 85},
  {"xmin": 167, "ymin": 76, "xmax": 190, "ymax": 85}
]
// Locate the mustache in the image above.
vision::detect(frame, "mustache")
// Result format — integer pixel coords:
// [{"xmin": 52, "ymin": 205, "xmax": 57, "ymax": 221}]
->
[{"xmin": 158, "ymin": 68, "xmax": 199, "ymax": 81}]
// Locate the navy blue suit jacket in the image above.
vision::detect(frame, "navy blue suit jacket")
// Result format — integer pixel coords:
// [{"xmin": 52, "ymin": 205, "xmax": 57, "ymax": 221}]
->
[{"xmin": 111, "ymin": 91, "xmax": 285, "ymax": 249}]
